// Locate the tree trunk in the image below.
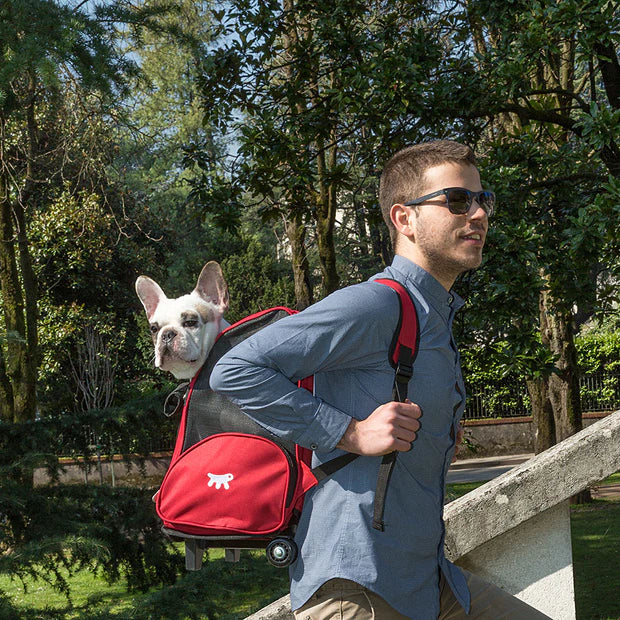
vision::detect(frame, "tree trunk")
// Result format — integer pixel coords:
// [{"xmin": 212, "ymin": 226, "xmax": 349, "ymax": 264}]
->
[
  {"xmin": 526, "ymin": 377, "xmax": 555, "ymax": 454},
  {"xmin": 353, "ymin": 198, "xmax": 370, "ymax": 257},
  {"xmin": 369, "ymin": 213, "xmax": 392, "ymax": 267},
  {"xmin": 315, "ymin": 139, "xmax": 339, "ymax": 296},
  {"xmin": 0, "ymin": 346, "xmax": 14, "ymax": 421},
  {"xmin": 0, "ymin": 166, "xmax": 31, "ymax": 422},
  {"xmin": 284, "ymin": 211, "xmax": 313, "ymax": 310},
  {"xmin": 593, "ymin": 42, "xmax": 620, "ymax": 176},
  {"xmin": 539, "ymin": 287, "xmax": 582, "ymax": 442},
  {"xmin": 11, "ymin": 89, "xmax": 40, "ymax": 422},
  {"xmin": 0, "ymin": 117, "xmax": 16, "ymax": 422},
  {"xmin": 281, "ymin": 0, "xmax": 321, "ymax": 306}
]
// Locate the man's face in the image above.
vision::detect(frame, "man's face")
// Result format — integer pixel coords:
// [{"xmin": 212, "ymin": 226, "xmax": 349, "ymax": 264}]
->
[{"xmin": 401, "ymin": 162, "xmax": 489, "ymax": 289}]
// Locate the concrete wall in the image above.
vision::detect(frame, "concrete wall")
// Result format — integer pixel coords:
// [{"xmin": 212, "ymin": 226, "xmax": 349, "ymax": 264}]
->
[
  {"xmin": 456, "ymin": 501, "xmax": 575, "ymax": 619},
  {"xmin": 460, "ymin": 412, "xmax": 608, "ymax": 459},
  {"xmin": 33, "ymin": 453, "xmax": 170, "ymax": 487}
]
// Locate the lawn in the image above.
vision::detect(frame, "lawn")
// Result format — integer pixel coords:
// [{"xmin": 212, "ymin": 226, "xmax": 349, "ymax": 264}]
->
[
  {"xmin": 1, "ymin": 479, "xmax": 618, "ymax": 619},
  {"xmin": 572, "ymin": 501, "xmax": 620, "ymax": 620}
]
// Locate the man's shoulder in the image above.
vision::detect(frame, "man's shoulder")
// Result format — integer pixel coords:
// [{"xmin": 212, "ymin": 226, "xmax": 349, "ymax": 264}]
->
[{"xmin": 320, "ymin": 278, "xmax": 405, "ymax": 315}]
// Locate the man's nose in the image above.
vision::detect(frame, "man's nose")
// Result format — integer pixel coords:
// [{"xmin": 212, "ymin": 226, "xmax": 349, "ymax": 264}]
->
[{"xmin": 468, "ymin": 199, "xmax": 488, "ymax": 220}]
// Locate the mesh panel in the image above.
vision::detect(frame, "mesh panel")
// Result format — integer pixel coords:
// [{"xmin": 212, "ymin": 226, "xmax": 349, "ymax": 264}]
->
[{"xmin": 181, "ymin": 309, "xmax": 296, "ymax": 455}]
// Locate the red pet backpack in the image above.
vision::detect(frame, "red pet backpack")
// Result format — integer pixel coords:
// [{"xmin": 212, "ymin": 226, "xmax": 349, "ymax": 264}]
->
[{"xmin": 155, "ymin": 279, "xmax": 418, "ymax": 570}]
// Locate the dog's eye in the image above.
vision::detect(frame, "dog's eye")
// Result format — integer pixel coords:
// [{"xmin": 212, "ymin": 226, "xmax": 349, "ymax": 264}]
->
[
  {"xmin": 149, "ymin": 325, "xmax": 159, "ymax": 334},
  {"xmin": 183, "ymin": 319, "xmax": 198, "ymax": 328}
]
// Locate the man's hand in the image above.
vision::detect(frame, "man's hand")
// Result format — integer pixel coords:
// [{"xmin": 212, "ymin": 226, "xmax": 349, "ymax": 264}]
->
[{"xmin": 336, "ymin": 399, "xmax": 422, "ymax": 456}]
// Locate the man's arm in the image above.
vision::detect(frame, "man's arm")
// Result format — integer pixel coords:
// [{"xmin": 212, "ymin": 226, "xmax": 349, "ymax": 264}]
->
[{"xmin": 210, "ymin": 282, "xmax": 421, "ymax": 454}]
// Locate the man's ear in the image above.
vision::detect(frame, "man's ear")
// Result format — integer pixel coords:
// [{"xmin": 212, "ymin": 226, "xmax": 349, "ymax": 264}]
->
[{"xmin": 390, "ymin": 203, "xmax": 415, "ymax": 240}]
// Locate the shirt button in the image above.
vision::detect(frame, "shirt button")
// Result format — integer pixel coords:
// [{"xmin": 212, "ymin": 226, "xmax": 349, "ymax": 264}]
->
[
  {"xmin": 447, "ymin": 295, "xmax": 454, "ymax": 304},
  {"xmin": 310, "ymin": 443, "xmax": 318, "ymax": 450}
]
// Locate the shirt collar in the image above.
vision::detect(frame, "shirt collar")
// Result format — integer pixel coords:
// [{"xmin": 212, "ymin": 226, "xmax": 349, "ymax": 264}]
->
[{"xmin": 390, "ymin": 255, "xmax": 465, "ymax": 317}]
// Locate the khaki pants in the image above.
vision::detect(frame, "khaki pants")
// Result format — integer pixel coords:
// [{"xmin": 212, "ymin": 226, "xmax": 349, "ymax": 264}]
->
[{"xmin": 293, "ymin": 572, "xmax": 551, "ymax": 619}]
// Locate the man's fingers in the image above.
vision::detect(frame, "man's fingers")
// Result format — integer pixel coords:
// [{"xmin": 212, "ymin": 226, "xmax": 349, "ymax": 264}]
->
[
  {"xmin": 395, "ymin": 429, "xmax": 417, "ymax": 446},
  {"xmin": 393, "ymin": 437, "xmax": 415, "ymax": 453},
  {"xmin": 402, "ymin": 399, "xmax": 423, "ymax": 418},
  {"xmin": 394, "ymin": 404, "xmax": 422, "ymax": 432},
  {"xmin": 394, "ymin": 417, "xmax": 420, "ymax": 434}
]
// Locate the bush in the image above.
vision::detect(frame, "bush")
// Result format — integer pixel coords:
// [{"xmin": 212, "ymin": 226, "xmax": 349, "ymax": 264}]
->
[
  {"xmin": 0, "ymin": 396, "xmax": 182, "ymax": 603},
  {"xmin": 0, "ymin": 482, "xmax": 182, "ymax": 603}
]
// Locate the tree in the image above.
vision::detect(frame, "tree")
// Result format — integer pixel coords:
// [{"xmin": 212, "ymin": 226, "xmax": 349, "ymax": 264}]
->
[
  {"xmin": 116, "ymin": 0, "xmax": 215, "ymax": 217},
  {"xmin": 454, "ymin": 0, "xmax": 620, "ymax": 452},
  {"xmin": 0, "ymin": 0, "xmax": 182, "ymax": 422},
  {"xmin": 190, "ymin": 0, "xmax": 464, "ymax": 304}
]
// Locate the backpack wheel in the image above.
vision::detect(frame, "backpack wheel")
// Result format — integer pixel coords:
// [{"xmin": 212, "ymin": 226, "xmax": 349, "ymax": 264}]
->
[{"xmin": 266, "ymin": 538, "xmax": 297, "ymax": 567}]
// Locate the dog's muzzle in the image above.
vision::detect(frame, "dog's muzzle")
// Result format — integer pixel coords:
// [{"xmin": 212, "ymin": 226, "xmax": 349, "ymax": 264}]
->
[{"xmin": 161, "ymin": 329, "xmax": 177, "ymax": 344}]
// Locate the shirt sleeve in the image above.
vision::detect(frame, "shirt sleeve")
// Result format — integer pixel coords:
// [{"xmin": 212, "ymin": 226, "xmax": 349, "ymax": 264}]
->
[{"xmin": 209, "ymin": 281, "xmax": 400, "ymax": 452}]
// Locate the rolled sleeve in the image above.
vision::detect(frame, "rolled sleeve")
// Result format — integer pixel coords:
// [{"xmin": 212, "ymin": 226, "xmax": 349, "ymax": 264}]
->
[
  {"xmin": 295, "ymin": 400, "xmax": 351, "ymax": 452},
  {"xmin": 209, "ymin": 347, "xmax": 352, "ymax": 451},
  {"xmin": 209, "ymin": 282, "xmax": 400, "ymax": 452}
]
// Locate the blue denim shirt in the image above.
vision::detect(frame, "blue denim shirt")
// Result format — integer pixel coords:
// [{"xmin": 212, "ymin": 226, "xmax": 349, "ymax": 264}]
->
[{"xmin": 210, "ymin": 255, "xmax": 470, "ymax": 619}]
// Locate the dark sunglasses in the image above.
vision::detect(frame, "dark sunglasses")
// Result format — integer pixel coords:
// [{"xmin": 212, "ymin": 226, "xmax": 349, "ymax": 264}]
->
[{"xmin": 404, "ymin": 187, "xmax": 495, "ymax": 217}]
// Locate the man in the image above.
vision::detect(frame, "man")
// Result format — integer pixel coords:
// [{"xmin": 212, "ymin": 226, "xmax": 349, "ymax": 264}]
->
[{"xmin": 210, "ymin": 141, "xmax": 548, "ymax": 619}]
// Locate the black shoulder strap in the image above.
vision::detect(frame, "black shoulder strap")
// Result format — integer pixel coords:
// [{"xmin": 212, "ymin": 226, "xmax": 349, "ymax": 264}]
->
[
  {"xmin": 310, "ymin": 279, "xmax": 419, "ymax": 532},
  {"xmin": 371, "ymin": 279, "xmax": 419, "ymax": 531}
]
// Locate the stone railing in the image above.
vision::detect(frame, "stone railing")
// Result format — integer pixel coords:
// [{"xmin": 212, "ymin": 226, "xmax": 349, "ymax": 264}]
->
[{"xmin": 246, "ymin": 410, "xmax": 620, "ymax": 620}]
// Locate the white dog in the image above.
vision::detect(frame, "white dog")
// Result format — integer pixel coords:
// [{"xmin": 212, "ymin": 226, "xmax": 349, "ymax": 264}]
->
[{"xmin": 135, "ymin": 261, "xmax": 230, "ymax": 380}]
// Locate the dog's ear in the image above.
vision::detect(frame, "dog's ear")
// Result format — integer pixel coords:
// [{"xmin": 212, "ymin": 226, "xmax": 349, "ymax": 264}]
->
[
  {"xmin": 194, "ymin": 261, "xmax": 229, "ymax": 312},
  {"xmin": 135, "ymin": 276, "xmax": 167, "ymax": 320}
]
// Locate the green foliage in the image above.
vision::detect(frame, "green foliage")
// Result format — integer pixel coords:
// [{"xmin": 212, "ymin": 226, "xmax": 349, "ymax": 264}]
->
[
  {"xmin": 0, "ymin": 395, "xmax": 177, "ymax": 481},
  {"xmin": 0, "ymin": 483, "xmax": 182, "ymax": 600},
  {"xmin": 459, "ymin": 327, "xmax": 620, "ymax": 419},
  {"xmin": 220, "ymin": 235, "xmax": 296, "ymax": 323},
  {"xmin": 0, "ymin": 397, "xmax": 181, "ymax": 604},
  {"xmin": 136, "ymin": 553, "xmax": 290, "ymax": 619},
  {"xmin": 577, "ymin": 328, "xmax": 620, "ymax": 375},
  {"xmin": 189, "ymin": 0, "xmax": 471, "ymax": 294},
  {"xmin": 0, "ymin": 547, "xmax": 292, "ymax": 619},
  {"xmin": 116, "ymin": 0, "xmax": 219, "ymax": 224},
  {"xmin": 571, "ymin": 503, "xmax": 620, "ymax": 620},
  {"xmin": 575, "ymin": 326, "xmax": 620, "ymax": 412},
  {"xmin": 28, "ymin": 187, "xmax": 166, "ymax": 414},
  {"xmin": 0, "ymin": 0, "xmax": 136, "ymax": 116},
  {"xmin": 455, "ymin": 0, "xmax": 619, "ymax": 388}
]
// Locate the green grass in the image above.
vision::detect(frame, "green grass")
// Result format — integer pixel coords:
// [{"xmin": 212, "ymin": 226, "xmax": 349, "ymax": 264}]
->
[
  {"xmin": 0, "ymin": 546, "xmax": 290, "ymax": 619},
  {"xmin": 445, "ymin": 480, "xmax": 484, "ymax": 502},
  {"xmin": 571, "ymin": 502, "xmax": 620, "ymax": 620},
  {"xmin": 1, "ymin": 477, "xmax": 618, "ymax": 619},
  {"xmin": 597, "ymin": 472, "xmax": 620, "ymax": 486}
]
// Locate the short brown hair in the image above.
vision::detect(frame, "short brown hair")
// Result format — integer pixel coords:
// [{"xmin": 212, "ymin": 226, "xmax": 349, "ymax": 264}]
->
[{"xmin": 379, "ymin": 140, "xmax": 477, "ymax": 246}]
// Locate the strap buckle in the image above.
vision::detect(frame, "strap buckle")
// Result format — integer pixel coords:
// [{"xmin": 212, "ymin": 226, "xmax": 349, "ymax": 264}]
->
[
  {"xmin": 164, "ymin": 382, "xmax": 189, "ymax": 417},
  {"xmin": 395, "ymin": 361, "xmax": 413, "ymax": 382}
]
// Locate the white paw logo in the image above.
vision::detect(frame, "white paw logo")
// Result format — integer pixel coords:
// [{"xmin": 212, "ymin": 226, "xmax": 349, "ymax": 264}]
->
[{"xmin": 207, "ymin": 472, "xmax": 234, "ymax": 490}]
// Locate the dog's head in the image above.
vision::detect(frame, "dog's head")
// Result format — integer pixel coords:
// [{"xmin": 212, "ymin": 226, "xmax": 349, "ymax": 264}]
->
[{"xmin": 135, "ymin": 261, "xmax": 229, "ymax": 380}]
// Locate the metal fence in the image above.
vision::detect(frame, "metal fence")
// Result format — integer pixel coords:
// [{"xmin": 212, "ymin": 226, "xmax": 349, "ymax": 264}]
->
[
  {"xmin": 69, "ymin": 373, "xmax": 620, "ymax": 458},
  {"xmin": 464, "ymin": 372, "xmax": 620, "ymax": 420}
]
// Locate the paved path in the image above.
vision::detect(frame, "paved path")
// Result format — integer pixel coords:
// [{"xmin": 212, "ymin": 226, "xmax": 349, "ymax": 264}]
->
[
  {"xmin": 448, "ymin": 453, "xmax": 619, "ymax": 499},
  {"xmin": 447, "ymin": 453, "xmax": 533, "ymax": 484},
  {"xmin": 591, "ymin": 483, "xmax": 620, "ymax": 499}
]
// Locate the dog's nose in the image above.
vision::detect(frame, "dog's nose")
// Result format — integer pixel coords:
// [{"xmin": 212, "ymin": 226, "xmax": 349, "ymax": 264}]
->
[{"xmin": 161, "ymin": 329, "xmax": 177, "ymax": 344}]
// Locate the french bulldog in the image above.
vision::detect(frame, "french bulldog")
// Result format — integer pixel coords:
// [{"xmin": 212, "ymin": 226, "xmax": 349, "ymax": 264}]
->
[{"xmin": 135, "ymin": 261, "xmax": 230, "ymax": 380}]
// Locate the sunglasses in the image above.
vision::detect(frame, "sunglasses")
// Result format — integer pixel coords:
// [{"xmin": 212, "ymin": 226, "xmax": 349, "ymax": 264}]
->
[{"xmin": 404, "ymin": 187, "xmax": 495, "ymax": 217}]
